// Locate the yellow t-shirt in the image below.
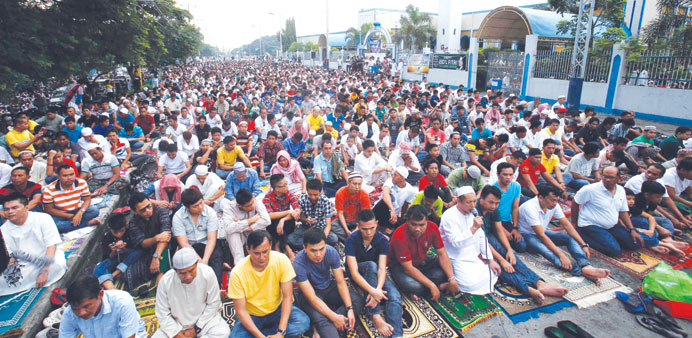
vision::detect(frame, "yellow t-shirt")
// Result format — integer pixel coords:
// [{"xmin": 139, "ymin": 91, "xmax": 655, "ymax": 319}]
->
[
  {"xmin": 326, "ymin": 128, "xmax": 339, "ymax": 140},
  {"xmin": 227, "ymin": 252, "xmax": 295, "ymax": 316},
  {"xmin": 6, "ymin": 129, "xmax": 35, "ymax": 157},
  {"xmin": 306, "ymin": 114, "xmax": 324, "ymax": 131},
  {"xmin": 28, "ymin": 120, "xmax": 38, "ymax": 131},
  {"xmin": 217, "ymin": 146, "xmax": 243, "ymax": 167},
  {"xmin": 541, "ymin": 152, "xmax": 560, "ymax": 174}
]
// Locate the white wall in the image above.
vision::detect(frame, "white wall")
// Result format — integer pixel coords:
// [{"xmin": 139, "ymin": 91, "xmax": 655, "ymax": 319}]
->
[
  {"xmin": 402, "ymin": 70, "xmax": 424, "ymax": 82},
  {"xmin": 526, "ymin": 78, "xmax": 608, "ymax": 108},
  {"xmin": 427, "ymin": 68, "xmax": 468, "ymax": 87},
  {"xmin": 614, "ymin": 85, "xmax": 692, "ymax": 121}
]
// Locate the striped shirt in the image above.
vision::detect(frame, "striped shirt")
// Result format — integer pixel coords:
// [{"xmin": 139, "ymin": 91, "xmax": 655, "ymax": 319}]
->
[{"xmin": 42, "ymin": 178, "xmax": 90, "ymax": 211}]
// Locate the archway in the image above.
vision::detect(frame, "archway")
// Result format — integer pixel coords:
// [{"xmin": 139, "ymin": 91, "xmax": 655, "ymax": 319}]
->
[
  {"xmin": 358, "ymin": 22, "xmax": 394, "ymax": 56},
  {"xmin": 476, "ymin": 6, "xmax": 532, "ymax": 41}
]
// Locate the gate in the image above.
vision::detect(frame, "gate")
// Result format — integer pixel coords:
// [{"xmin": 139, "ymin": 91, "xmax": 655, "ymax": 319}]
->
[{"xmin": 487, "ymin": 51, "xmax": 525, "ymax": 96}]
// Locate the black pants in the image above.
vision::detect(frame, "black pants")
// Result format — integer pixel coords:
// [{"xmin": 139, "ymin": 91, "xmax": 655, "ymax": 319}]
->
[
  {"xmin": 323, "ymin": 180, "xmax": 346, "ymax": 198},
  {"xmin": 191, "ymin": 242, "xmax": 224, "ymax": 285},
  {"xmin": 297, "ymin": 280, "xmax": 364, "ymax": 338},
  {"xmin": 267, "ymin": 218, "xmax": 296, "ymax": 250},
  {"xmin": 373, "ymin": 200, "xmax": 405, "ymax": 231}
]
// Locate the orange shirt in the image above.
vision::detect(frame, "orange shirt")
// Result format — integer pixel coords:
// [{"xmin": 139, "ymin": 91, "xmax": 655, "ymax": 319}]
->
[{"xmin": 335, "ymin": 187, "xmax": 371, "ymax": 222}]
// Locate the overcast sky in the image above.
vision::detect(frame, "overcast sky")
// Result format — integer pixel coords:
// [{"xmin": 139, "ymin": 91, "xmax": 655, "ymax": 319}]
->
[{"xmin": 174, "ymin": 0, "xmax": 546, "ymax": 51}]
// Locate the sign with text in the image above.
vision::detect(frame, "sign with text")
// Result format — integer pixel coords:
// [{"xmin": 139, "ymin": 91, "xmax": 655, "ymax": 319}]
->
[
  {"xmin": 407, "ymin": 54, "xmax": 430, "ymax": 74},
  {"xmin": 431, "ymin": 53, "xmax": 467, "ymax": 70}
]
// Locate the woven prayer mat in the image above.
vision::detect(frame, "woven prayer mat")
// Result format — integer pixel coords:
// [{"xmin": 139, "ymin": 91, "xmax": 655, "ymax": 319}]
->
[
  {"xmin": 355, "ymin": 294, "xmax": 460, "ymax": 338},
  {"xmin": 429, "ymin": 293, "xmax": 502, "ymax": 334},
  {"xmin": 0, "ymin": 288, "xmax": 45, "ymax": 335},
  {"xmin": 591, "ymin": 249, "xmax": 660, "ymax": 280},
  {"xmin": 519, "ymin": 252, "xmax": 631, "ymax": 308},
  {"xmin": 643, "ymin": 246, "xmax": 692, "ymax": 270},
  {"xmin": 491, "ymin": 283, "xmax": 573, "ymax": 324}
]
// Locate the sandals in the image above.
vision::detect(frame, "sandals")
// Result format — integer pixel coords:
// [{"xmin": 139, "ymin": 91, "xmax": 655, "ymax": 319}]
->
[
  {"xmin": 544, "ymin": 321, "xmax": 593, "ymax": 338},
  {"xmin": 636, "ymin": 315, "xmax": 687, "ymax": 338}
]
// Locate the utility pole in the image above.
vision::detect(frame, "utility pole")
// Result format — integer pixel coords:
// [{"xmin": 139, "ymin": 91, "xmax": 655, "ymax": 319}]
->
[
  {"xmin": 325, "ymin": 0, "xmax": 330, "ymax": 64},
  {"xmin": 567, "ymin": 0, "xmax": 595, "ymax": 111}
]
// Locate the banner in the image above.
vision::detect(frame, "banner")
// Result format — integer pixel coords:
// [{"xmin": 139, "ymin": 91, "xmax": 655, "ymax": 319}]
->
[
  {"xmin": 407, "ymin": 54, "xmax": 430, "ymax": 74},
  {"xmin": 368, "ymin": 38, "xmax": 382, "ymax": 50},
  {"xmin": 431, "ymin": 53, "xmax": 467, "ymax": 70}
]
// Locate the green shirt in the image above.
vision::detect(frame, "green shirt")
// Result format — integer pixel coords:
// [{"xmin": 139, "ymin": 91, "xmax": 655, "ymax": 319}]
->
[
  {"xmin": 476, "ymin": 199, "xmax": 501, "ymax": 235},
  {"xmin": 411, "ymin": 192, "xmax": 443, "ymax": 217},
  {"xmin": 446, "ymin": 167, "xmax": 485, "ymax": 191},
  {"xmin": 660, "ymin": 135, "xmax": 682, "ymax": 160},
  {"xmin": 631, "ymin": 134, "xmax": 654, "ymax": 145}
]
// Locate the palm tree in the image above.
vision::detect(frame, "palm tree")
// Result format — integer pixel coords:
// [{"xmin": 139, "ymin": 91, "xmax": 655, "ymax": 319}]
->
[
  {"xmin": 345, "ymin": 23, "xmax": 373, "ymax": 48},
  {"xmin": 396, "ymin": 4, "xmax": 436, "ymax": 52}
]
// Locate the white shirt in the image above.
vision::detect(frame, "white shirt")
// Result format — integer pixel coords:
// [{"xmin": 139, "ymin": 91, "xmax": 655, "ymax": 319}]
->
[
  {"xmin": 517, "ymin": 197, "xmax": 566, "ymax": 234},
  {"xmin": 388, "ymin": 149, "xmax": 421, "ymax": 172},
  {"xmin": 166, "ymin": 124, "xmax": 186, "ymax": 139},
  {"xmin": 354, "ymin": 152, "xmax": 388, "ymax": 184},
  {"xmin": 573, "ymin": 182, "xmax": 628, "ymax": 229},
  {"xmin": 177, "ymin": 113, "xmax": 196, "ymax": 129},
  {"xmin": 359, "ymin": 121, "xmax": 380, "ymax": 140},
  {"xmin": 508, "ymin": 133, "xmax": 530, "ymax": 154},
  {"xmin": 565, "ymin": 153, "xmax": 599, "ymax": 177},
  {"xmin": 625, "ymin": 173, "xmax": 669, "ymax": 197},
  {"xmin": 488, "ymin": 157, "xmax": 518, "ymax": 185},
  {"xmin": 158, "ymin": 151, "xmax": 189, "ymax": 174},
  {"xmin": 81, "ymin": 153, "xmax": 119, "ymax": 180},
  {"xmin": 663, "ymin": 167, "xmax": 691, "ymax": 197},
  {"xmin": 0, "ymin": 212, "xmax": 66, "ymax": 296},
  {"xmin": 382, "ymin": 178, "xmax": 416, "ymax": 213},
  {"xmin": 0, "ymin": 163, "xmax": 11, "ymax": 188},
  {"xmin": 78, "ymin": 135, "xmax": 109, "ymax": 160},
  {"xmin": 206, "ymin": 114, "xmax": 222, "ymax": 130},
  {"xmin": 177, "ymin": 134, "xmax": 200, "ymax": 157}
]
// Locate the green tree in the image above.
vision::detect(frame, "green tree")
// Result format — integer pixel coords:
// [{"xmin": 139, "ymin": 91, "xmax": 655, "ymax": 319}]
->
[
  {"xmin": 345, "ymin": 23, "xmax": 373, "ymax": 48},
  {"xmin": 279, "ymin": 17, "xmax": 297, "ymax": 52},
  {"xmin": 396, "ymin": 4, "xmax": 436, "ymax": 52},
  {"xmin": 549, "ymin": 0, "xmax": 625, "ymax": 44},
  {"xmin": 288, "ymin": 41, "xmax": 305, "ymax": 52},
  {"xmin": 642, "ymin": 0, "xmax": 692, "ymax": 52},
  {"xmin": 200, "ymin": 44, "xmax": 221, "ymax": 57}
]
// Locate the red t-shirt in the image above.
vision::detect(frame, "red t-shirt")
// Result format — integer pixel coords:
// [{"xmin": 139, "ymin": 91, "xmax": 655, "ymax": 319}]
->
[
  {"xmin": 388, "ymin": 221, "xmax": 443, "ymax": 267},
  {"xmin": 335, "ymin": 187, "xmax": 371, "ymax": 222},
  {"xmin": 518, "ymin": 158, "xmax": 547, "ymax": 186},
  {"xmin": 135, "ymin": 115, "xmax": 155, "ymax": 133},
  {"xmin": 418, "ymin": 174, "xmax": 447, "ymax": 191}
]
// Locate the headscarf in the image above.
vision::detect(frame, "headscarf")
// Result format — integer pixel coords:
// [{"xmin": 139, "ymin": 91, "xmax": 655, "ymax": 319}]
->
[
  {"xmin": 535, "ymin": 103, "xmax": 549, "ymax": 115},
  {"xmin": 159, "ymin": 174, "xmax": 182, "ymax": 203},
  {"xmin": 270, "ymin": 150, "xmax": 305, "ymax": 184},
  {"xmin": 288, "ymin": 119, "xmax": 309, "ymax": 141}
]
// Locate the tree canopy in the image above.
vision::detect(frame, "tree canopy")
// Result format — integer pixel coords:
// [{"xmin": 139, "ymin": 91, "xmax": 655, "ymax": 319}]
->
[
  {"xmin": 0, "ymin": 0, "xmax": 203, "ymax": 99},
  {"xmin": 279, "ymin": 18, "xmax": 297, "ymax": 52},
  {"xmin": 395, "ymin": 5, "xmax": 436, "ymax": 52},
  {"xmin": 642, "ymin": 0, "xmax": 692, "ymax": 52},
  {"xmin": 549, "ymin": 0, "xmax": 625, "ymax": 43},
  {"xmin": 345, "ymin": 23, "xmax": 373, "ymax": 48}
]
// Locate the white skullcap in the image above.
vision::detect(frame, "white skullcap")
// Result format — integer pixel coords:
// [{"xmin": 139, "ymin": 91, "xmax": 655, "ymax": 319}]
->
[
  {"xmin": 194, "ymin": 166, "xmax": 209, "ymax": 176},
  {"xmin": 172, "ymin": 247, "xmax": 197, "ymax": 269},
  {"xmin": 394, "ymin": 166, "xmax": 409, "ymax": 179},
  {"xmin": 455, "ymin": 186, "xmax": 475, "ymax": 197}
]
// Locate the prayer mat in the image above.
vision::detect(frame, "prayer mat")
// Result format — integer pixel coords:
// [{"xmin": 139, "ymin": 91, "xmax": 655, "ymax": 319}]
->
[
  {"xmin": 0, "ymin": 288, "xmax": 45, "ymax": 335},
  {"xmin": 355, "ymin": 294, "xmax": 460, "ymax": 338},
  {"xmin": 429, "ymin": 293, "xmax": 502, "ymax": 333},
  {"xmin": 591, "ymin": 249, "xmax": 660, "ymax": 280},
  {"xmin": 519, "ymin": 252, "xmax": 631, "ymax": 308},
  {"xmin": 491, "ymin": 283, "xmax": 573, "ymax": 324},
  {"xmin": 643, "ymin": 246, "xmax": 692, "ymax": 270}
]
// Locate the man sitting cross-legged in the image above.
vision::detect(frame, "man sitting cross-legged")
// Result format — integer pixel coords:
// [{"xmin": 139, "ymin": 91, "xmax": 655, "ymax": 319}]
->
[
  {"xmin": 152, "ymin": 247, "xmax": 229, "ymax": 338},
  {"xmin": 42, "ymin": 164, "xmax": 101, "ymax": 233},
  {"xmin": 222, "ymin": 188, "xmax": 271, "ymax": 266},
  {"xmin": 520, "ymin": 184, "xmax": 611, "ymax": 284},
  {"xmin": 345, "ymin": 209, "xmax": 403, "ymax": 338},
  {"xmin": 473, "ymin": 186, "xmax": 568, "ymax": 304},
  {"xmin": 294, "ymin": 228, "xmax": 365, "ymax": 337},
  {"xmin": 388, "ymin": 205, "xmax": 457, "ymax": 301},
  {"xmin": 228, "ymin": 230, "xmax": 310, "ymax": 338}
]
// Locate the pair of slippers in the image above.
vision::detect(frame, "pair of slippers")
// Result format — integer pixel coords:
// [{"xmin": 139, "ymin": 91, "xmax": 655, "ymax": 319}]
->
[
  {"xmin": 615, "ymin": 291, "xmax": 688, "ymax": 338},
  {"xmin": 544, "ymin": 320, "xmax": 594, "ymax": 338}
]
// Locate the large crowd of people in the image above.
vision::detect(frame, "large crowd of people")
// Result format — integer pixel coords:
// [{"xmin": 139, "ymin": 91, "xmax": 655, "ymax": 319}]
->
[{"xmin": 1, "ymin": 58, "xmax": 691, "ymax": 338}]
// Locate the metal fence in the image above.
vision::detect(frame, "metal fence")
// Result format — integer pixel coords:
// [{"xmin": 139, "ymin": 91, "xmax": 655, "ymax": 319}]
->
[
  {"xmin": 623, "ymin": 50, "xmax": 692, "ymax": 89},
  {"xmin": 487, "ymin": 51, "xmax": 525, "ymax": 96},
  {"xmin": 533, "ymin": 49, "xmax": 612, "ymax": 83}
]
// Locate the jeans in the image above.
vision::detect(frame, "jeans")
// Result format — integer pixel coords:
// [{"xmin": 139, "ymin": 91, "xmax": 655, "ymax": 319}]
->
[
  {"xmin": 563, "ymin": 148, "xmax": 576, "ymax": 157},
  {"xmin": 568, "ymin": 177, "xmax": 592, "ymax": 190},
  {"xmin": 354, "ymin": 261, "xmax": 403, "ymax": 337},
  {"xmin": 322, "ymin": 180, "xmax": 346, "ymax": 198},
  {"xmin": 487, "ymin": 233, "xmax": 541, "ymax": 295},
  {"xmin": 287, "ymin": 225, "xmax": 342, "ymax": 250},
  {"xmin": 577, "ymin": 223, "xmax": 642, "ymax": 257},
  {"xmin": 537, "ymin": 172, "xmax": 573, "ymax": 188},
  {"xmin": 230, "ymin": 305, "xmax": 310, "ymax": 338},
  {"xmin": 216, "ymin": 169, "xmax": 231, "ymax": 179},
  {"xmin": 390, "ymin": 256, "xmax": 447, "ymax": 298},
  {"xmin": 93, "ymin": 249, "xmax": 142, "ymax": 284},
  {"xmin": 297, "ymin": 279, "xmax": 364, "ymax": 338},
  {"xmin": 129, "ymin": 140, "xmax": 144, "ymax": 151},
  {"xmin": 631, "ymin": 216, "xmax": 675, "ymax": 236},
  {"xmin": 501, "ymin": 221, "xmax": 527, "ymax": 252},
  {"xmin": 524, "ymin": 230, "xmax": 591, "ymax": 276},
  {"xmin": 416, "ymin": 150, "xmax": 428, "ymax": 164},
  {"xmin": 53, "ymin": 206, "xmax": 100, "ymax": 233}
]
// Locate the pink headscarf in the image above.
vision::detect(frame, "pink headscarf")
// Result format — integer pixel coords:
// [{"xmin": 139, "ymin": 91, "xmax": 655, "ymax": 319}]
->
[
  {"xmin": 288, "ymin": 119, "xmax": 309, "ymax": 141},
  {"xmin": 536, "ymin": 103, "xmax": 549, "ymax": 114},
  {"xmin": 159, "ymin": 174, "xmax": 182, "ymax": 203},
  {"xmin": 270, "ymin": 150, "xmax": 305, "ymax": 184}
]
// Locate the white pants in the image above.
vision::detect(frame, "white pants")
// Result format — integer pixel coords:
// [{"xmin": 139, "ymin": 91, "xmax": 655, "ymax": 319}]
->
[
  {"xmin": 152, "ymin": 319, "xmax": 229, "ymax": 338},
  {"xmin": 225, "ymin": 231, "xmax": 249, "ymax": 265}
]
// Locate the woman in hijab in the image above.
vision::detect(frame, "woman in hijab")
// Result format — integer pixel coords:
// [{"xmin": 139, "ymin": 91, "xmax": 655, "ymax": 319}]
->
[{"xmin": 270, "ymin": 150, "xmax": 306, "ymax": 196}]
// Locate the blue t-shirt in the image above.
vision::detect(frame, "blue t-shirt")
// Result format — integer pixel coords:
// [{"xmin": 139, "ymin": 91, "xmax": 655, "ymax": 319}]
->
[
  {"xmin": 345, "ymin": 230, "xmax": 389, "ymax": 264},
  {"xmin": 282, "ymin": 138, "xmax": 305, "ymax": 158},
  {"xmin": 119, "ymin": 126, "xmax": 143, "ymax": 139},
  {"xmin": 117, "ymin": 114, "xmax": 135, "ymax": 125},
  {"xmin": 93, "ymin": 124, "xmax": 114, "ymax": 137},
  {"xmin": 494, "ymin": 181, "xmax": 521, "ymax": 222},
  {"xmin": 61, "ymin": 126, "xmax": 84, "ymax": 143},
  {"xmin": 471, "ymin": 128, "xmax": 492, "ymax": 140},
  {"xmin": 293, "ymin": 245, "xmax": 341, "ymax": 290},
  {"xmin": 327, "ymin": 113, "xmax": 346, "ymax": 132}
]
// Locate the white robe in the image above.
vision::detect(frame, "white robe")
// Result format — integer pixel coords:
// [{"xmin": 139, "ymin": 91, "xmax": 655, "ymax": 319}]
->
[
  {"xmin": 354, "ymin": 152, "xmax": 389, "ymax": 193},
  {"xmin": 185, "ymin": 173, "xmax": 225, "ymax": 213},
  {"xmin": 153, "ymin": 264, "xmax": 229, "ymax": 338},
  {"xmin": 0, "ymin": 212, "xmax": 66, "ymax": 296},
  {"xmin": 439, "ymin": 207, "xmax": 497, "ymax": 295}
]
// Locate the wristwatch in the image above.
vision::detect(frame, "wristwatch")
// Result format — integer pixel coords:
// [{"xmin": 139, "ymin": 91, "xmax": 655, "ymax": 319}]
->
[
  {"xmin": 346, "ymin": 306, "xmax": 353, "ymax": 311},
  {"xmin": 153, "ymin": 253, "xmax": 160, "ymax": 259},
  {"xmin": 278, "ymin": 329, "xmax": 287, "ymax": 336},
  {"xmin": 629, "ymin": 228, "xmax": 637, "ymax": 233},
  {"xmin": 580, "ymin": 244, "xmax": 590, "ymax": 248}
]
